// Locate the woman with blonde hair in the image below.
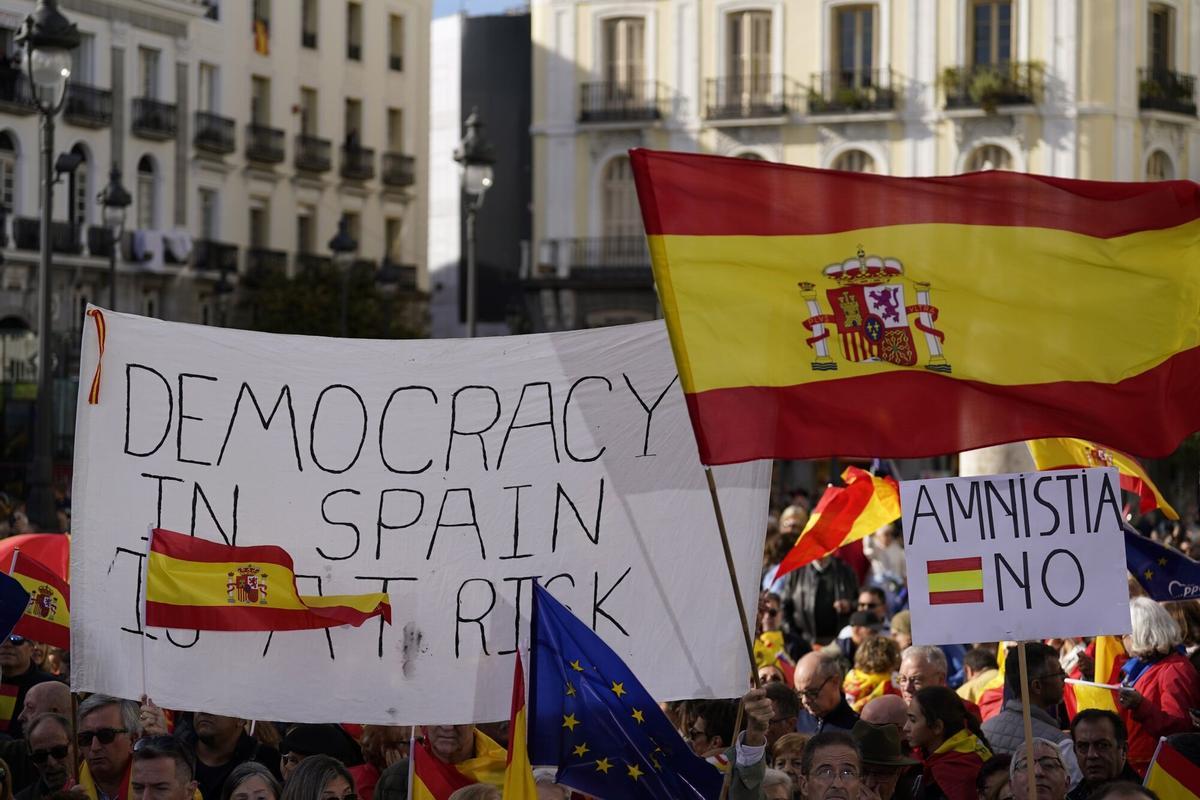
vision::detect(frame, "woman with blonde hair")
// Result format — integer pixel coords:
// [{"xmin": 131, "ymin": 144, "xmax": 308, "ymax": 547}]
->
[{"xmin": 1116, "ymin": 596, "xmax": 1200, "ymax": 774}]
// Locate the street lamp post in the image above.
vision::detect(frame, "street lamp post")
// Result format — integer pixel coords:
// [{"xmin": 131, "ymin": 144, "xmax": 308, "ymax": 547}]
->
[
  {"xmin": 328, "ymin": 215, "xmax": 357, "ymax": 337},
  {"xmin": 18, "ymin": 0, "xmax": 78, "ymax": 532},
  {"xmin": 97, "ymin": 164, "xmax": 130, "ymax": 310},
  {"xmin": 452, "ymin": 108, "xmax": 494, "ymax": 338}
]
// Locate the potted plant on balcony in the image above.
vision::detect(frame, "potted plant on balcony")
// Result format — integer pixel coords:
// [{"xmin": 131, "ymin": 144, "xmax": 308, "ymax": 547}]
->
[{"xmin": 968, "ymin": 66, "xmax": 1009, "ymax": 113}]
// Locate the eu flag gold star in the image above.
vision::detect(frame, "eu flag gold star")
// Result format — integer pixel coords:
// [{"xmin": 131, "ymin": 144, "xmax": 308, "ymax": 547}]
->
[
  {"xmin": 562, "ymin": 713, "xmax": 579, "ymax": 732},
  {"xmin": 595, "ymin": 758, "xmax": 612, "ymax": 773},
  {"xmin": 1160, "ymin": 558, "xmax": 1169, "ymax": 566},
  {"xmin": 631, "ymin": 708, "xmax": 645, "ymax": 724},
  {"xmin": 565, "ymin": 681, "xmax": 576, "ymax": 697},
  {"xmin": 628, "ymin": 764, "xmax": 644, "ymax": 780},
  {"xmin": 572, "ymin": 743, "xmax": 590, "ymax": 757},
  {"xmin": 569, "ymin": 659, "xmax": 584, "ymax": 672},
  {"xmin": 611, "ymin": 681, "xmax": 626, "ymax": 698},
  {"xmin": 1145, "ymin": 569, "xmax": 1154, "ymax": 580}
]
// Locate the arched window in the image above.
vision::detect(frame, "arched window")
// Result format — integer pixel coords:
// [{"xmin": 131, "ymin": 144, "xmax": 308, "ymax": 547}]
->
[
  {"xmin": 71, "ymin": 144, "xmax": 89, "ymax": 227},
  {"xmin": 136, "ymin": 155, "xmax": 156, "ymax": 229},
  {"xmin": 0, "ymin": 133, "xmax": 17, "ymax": 213},
  {"xmin": 1146, "ymin": 149, "xmax": 1174, "ymax": 181},
  {"xmin": 601, "ymin": 156, "xmax": 640, "ymax": 240},
  {"xmin": 832, "ymin": 149, "xmax": 877, "ymax": 173},
  {"xmin": 965, "ymin": 144, "xmax": 1013, "ymax": 171}
]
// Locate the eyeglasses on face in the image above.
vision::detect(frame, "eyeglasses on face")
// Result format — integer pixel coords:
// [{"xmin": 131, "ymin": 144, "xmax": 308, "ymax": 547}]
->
[
  {"xmin": 799, "ymin": 676, "xmax": 834, "ymax": 701},
  {"xmin": 77, "ymin": 728, "xmax": 128, "ymax": 747},
  {"xmin": 811, "ymin": 765, "xmax": 860, "ymax": 783},
  {"xmin": 29, "ymin": 744, "xmax": 69, "ymax": 764},
  {"xmin": 6, "ymin": 635, "xmax": 25, "ymax": 646},
  {"xmin": 1014, "ymin": 756, "xmax": 1065, "ymax": 773}
]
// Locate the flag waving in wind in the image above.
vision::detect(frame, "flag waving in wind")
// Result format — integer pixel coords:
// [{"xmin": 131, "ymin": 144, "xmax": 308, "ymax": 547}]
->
[
  {"xmin": 146, "ymin": 528, "xmax": 390, "ymax": 631},
  {"xmin": 528, "ymin": 583, "xmax": 722, "ymax": 800},
  {"xmin": 1027, "ymin": 437, "xmax": 1179, "ymax": 520},
  {"xmin": 774, "ymin": 466, "xmax": 900, "ymax": 579},
  {"xmin": 630, "ymin": 149, "xmax": 1200, "ymax": 465},
  {"xmin": 1125, "ymin": 524, "xmax": 1200, "ymax": 602},
  {"xmin": 8, "ymin": 551, "xmax": 69, "ymax": 650}
]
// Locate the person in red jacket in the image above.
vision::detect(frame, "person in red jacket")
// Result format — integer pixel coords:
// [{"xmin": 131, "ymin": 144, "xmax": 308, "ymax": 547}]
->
[
  {"xmin": 1116, "ymin": 596, "xmax": 1200, "ymax": 775},
  {"xmin": 905, "ymin": 686, "xmax": 993, "ymax": 800}
]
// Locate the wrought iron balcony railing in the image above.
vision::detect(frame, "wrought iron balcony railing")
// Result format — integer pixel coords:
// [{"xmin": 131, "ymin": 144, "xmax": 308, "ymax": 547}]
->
[
  {"xmin": 340, "ymin": 145, "xmax": 375, "ymax": 180},
  {"xmin": 64, "ymin": 83, "xmax": 113, "ymax": 127},
  {"xmin": 194, "ymin": 111, "xmax": 236, "ymax": 154},
  {"xmin": 132, "ymin": 97, "xmax": 178, "ymax": 139},
  {"xmin": 295, "ymin": 135, "xmax": 332, "ymax": 172},
  {"xmin": 1139, "ymin": 67, "xmax": 1198, "ymax": 116},
  {"xmin": 942, "ymin": 62, "xmax": 1041, "ymax": 111},
  {"xmin": 704, "ymin": 75, "xmax": 797, "ymax": 120},
  {"xmin": 807, "ymin": 68, "xmax": 897, "ymax": 114},
  {"xmin": 381, "ymin": 152, "xmax": 415, "ymax": 187},
  {"xmin": 246, "ymin": 124, "xmax": 286, "ymax": 164},
  {"xmin": 579, "ymin": 81, "xmax": 663, "ymax": 123}
]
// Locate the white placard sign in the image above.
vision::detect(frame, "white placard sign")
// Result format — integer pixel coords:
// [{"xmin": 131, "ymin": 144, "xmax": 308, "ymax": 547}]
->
[
  {"xmin": 901, "ymin": 468, "xmax": 1131, "ymax": 646},
  {"xmin": 71, "ymin": 311, "xmax": 770, "ymax": 724}
]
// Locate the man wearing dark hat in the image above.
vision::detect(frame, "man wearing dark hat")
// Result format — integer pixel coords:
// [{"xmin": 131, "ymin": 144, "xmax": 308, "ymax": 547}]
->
[
  {"xmin": 851, "ymin": 720, "xmax": 919, "ymax": 800},
  {"xmin": 823, "ymin": 611, "xmax": 883, "ymax": 668},
  {"xmin": 279, "ymin": 724, "xmax": 362, "ymax": 781}
]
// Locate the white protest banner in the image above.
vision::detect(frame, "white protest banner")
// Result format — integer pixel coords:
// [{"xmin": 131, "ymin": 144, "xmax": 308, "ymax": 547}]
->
[
  {"xmin": 71, "ymin": 311, "xmax": 770, "ymax": 724},
  {"xmin": 901, "ymin": 468, "xmax": 1130, "ymax": 646}
]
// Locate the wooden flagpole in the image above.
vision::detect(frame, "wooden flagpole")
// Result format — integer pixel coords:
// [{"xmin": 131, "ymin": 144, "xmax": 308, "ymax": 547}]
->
[
  {"xmin": 1016, "ymin": 642, "xmax": 1037, "ymax": 800},
  {"xmin": 705, "ymin": 468, "xmax": 761, "ymax": 800}
]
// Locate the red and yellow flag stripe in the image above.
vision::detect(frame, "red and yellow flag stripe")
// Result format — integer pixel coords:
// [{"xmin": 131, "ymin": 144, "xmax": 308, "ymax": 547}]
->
[
  {"xmin": 146, "ymin": 528, "xmax": 390, "ymax": 632},
  {"xmin": 502, "ymin": 654, "xmax": 537, "ymax": 800},
  {"xmin": 10, "ymin": 551, "xmax": 70, "ymax": 650},
  {"xmin": 631, "ymin": 149, "xmax": 1200, "ymax": 464},
  {"xmin": 927, "ymin": 557, "xmax": 985, "ymax": 605},
  {"xmin": 1027, "ymin": 438, "xmax": 1179, "ymax": 520},
  {"xmin": 1146, "ymin": 738, "xmax": 1200, "ymax": 800}
]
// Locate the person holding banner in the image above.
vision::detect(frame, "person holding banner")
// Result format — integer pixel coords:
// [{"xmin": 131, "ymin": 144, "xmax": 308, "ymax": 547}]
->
[
  {"xmin": 1115, "ymin": 597, "xmax": 1200, "ymax": 775},
  {"xmin": 904, "ymin": 686, "xmax": 992, "ymax": 800}
]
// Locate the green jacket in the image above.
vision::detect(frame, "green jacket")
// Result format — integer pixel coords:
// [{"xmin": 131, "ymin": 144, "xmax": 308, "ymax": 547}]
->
[{"xmin": 726, "ymin": 743, "xmax": 767, "ymax": 800}]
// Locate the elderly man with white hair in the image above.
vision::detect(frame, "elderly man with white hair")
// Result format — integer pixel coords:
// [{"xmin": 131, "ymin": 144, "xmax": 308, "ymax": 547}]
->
[
  {"xmin": 761, "ymin": 768, "xmax": 793, "ymax": 800},
  {"xmin": 1010, "ymin": 738, "xmax": 1070, "ymax": 800},
  {"xmin": 1115, "ymin": 596, "xmax": 1200, "ymax": 774}
]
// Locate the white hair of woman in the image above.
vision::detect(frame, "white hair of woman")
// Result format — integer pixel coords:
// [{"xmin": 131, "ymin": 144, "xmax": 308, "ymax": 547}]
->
[
  {"xmin": 1128, "ymin": 596, "xmax": 1183, "ymax": 658},
  {"xmin": 763, "ymin": 768, "xmax": 793, "ymax": 793}
]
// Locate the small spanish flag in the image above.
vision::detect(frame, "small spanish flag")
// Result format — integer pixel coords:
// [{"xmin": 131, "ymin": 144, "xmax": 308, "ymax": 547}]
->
[
  {"xmin": 145, "ymin": 528, "xmax": 390, "ymax": 632},
  {"xmin": 253, "ymin": 18, "xmax": 269, "ymax": 55},
  {"xmin": 502, "ymin": 654, "xmax": 538, "ymax": 800},
  {"xmin": 774, "ymin": 466, "xmax": 900, "ymax": 578},
  {"xmin": 10, "ymin": 551, "xmax": 69, "ymax": 650},
  {"xmin": 0, "ymin": 684, "xmax": 17, "ymax": 734},
  {"xmin": 1028, "ymin": 437, "xmax": 1179, "ymax": 520},
  {"xmin": 927, "ymin": 557, "xmax": 984, "ymax": 605},
  {"xmin": 1145, "ymin": 737, "xmax": 1200, "ymax": 800}
]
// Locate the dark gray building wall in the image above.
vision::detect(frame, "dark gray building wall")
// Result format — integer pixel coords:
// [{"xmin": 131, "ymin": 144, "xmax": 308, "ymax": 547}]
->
[{"xmin": 459, "ymin": 13, "xmax": 531, "ymax": 325}]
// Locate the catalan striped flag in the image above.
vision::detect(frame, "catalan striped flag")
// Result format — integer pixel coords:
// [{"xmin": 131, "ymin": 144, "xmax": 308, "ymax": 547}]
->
[
  {"xmin": 775, "ymin": 466, "xmax": 900, "ymax": 578},
  {"xmin": 1028, "ymin": 438, "xmax": 1179, "ymax": 520},
  {"xmin": 145, "ymin": 528, "xmax": 390, "ymax": 632},
  {"xmin": 629, "ymin": 149, "xmax": 1200, "ymax": 465},
  {"xmin": 1145, "ymin": 738, "xmax": 1200, "ymax": 800},
  {"xmin": 927, "ymin": 557, "xmax": 984, "ymax": 605},
  {"xmin": 9, "ymin": 551, "xmax": 69, "ymax": 650},
  {"xmin": 502, "ymin": 654, "xmax": 538, "ymax": 800}
]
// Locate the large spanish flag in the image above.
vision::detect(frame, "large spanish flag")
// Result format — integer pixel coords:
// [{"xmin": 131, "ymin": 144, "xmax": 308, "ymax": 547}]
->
[
  {"xmin": 146, "ymin": 528, "xmax": 391, "ymax": 631},
  {"xmin": 1028, "ymin": 438, "xmax": 1179, "ymax": 520},
  {"xmin": 9, "ymin": 551, "xmax": 69, "ymax": 650},
  {"xmin": 630, "ymin": 149, "xmax": 1200, "ymax": 465},
  {"xmin": 775, "ymin": 466, "xmax": 899, "ymax": 578}
]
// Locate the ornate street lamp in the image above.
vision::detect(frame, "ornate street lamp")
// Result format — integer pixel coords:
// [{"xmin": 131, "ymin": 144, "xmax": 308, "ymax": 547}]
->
[
  {"xmin": 452, "ymin": 108, "xmax": 494, "ymax": 338},
  {"xmin": 328, "ymin": 215, "xmax": 358, "ymax": 337},
  {"xmin": 18, "ymin": 0, "xmax": 78, "ymax": 532},
  {"xmin": 97, "ymin": 164, "xmax": 131, "ymax": 310}
]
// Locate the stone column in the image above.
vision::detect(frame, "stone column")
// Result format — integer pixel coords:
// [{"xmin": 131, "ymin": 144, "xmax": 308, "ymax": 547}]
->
[{"xmin": 958, "ymin": 443, "xmax": 1035, "ymax": 477}]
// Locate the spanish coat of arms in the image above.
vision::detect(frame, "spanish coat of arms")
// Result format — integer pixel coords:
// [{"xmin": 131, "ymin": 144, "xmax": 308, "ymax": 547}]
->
[
  {"xmin": 227, "ymin": 565, "xmax": 269, "ymax": 605},
  {"xmin": 27, "ymin": 585, "xmax": 58, "ymax": 619},
  {"xmin": 798, "ymin": 247, "xmax": 951, "ymax": 373}
]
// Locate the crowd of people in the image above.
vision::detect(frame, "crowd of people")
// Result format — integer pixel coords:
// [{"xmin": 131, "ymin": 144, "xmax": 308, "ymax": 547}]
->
[{"xmin": 0, "ymin": 491, "xmax": 1194, "ymax": 800}]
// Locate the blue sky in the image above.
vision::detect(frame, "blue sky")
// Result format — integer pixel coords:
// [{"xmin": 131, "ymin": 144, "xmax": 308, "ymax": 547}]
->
[{"xmin": 432, "ymin": 0, "xmax": 529, "ymax": 17}]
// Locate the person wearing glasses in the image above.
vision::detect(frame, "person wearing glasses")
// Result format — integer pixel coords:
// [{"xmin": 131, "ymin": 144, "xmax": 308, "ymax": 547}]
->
[
  {"xmin": 1066, "ymin": 710, "xmax": 1138, "ymax": 800},
  {"xmin": 1009, "ymin": 738, "xmax": 1069, "ymax": 800},
  {"xmin": 131, "ymin": 736, "xmax": 198, "ymax": 800},
  {"xmin": 0, "ymin": 635, "xmax": 58, "ymax": 739},
  {"xmin": 905, "ymin": 687, "xmax": 992, "ymax": 800},
  {"xmin": 793, "ymin": 730, "xmax": 863, "ymax": 800},
  {"xmin": 16, "ymin": 713, "xmax": 72, "ymax": 800},
  {"xmin": 76, "ymin": 695, "xmax": 141, "ymax": 800},
  {"xmin": 980, "ymin": 644, "xmax": 1070, "ymax": 759},
  {"xmin": 278, "ymin": 755, "xmax": 355, "ymax": 800},
  {"xmin": 794, "ymin": 652, "xmax": 859, "ymax": 735}
]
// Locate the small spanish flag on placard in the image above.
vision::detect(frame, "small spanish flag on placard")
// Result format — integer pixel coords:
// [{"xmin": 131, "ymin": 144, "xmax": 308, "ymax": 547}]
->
[
  {"xmin": 927, "ymin": 557, "xmax": 984, "ymax": 605},
  {"xmin": 146, "ymin": 528, "xmax": 391, "ymax": 632},
  {"xmin": 10, "ymin": 551, "xmax": 70, "ymax": 650}
]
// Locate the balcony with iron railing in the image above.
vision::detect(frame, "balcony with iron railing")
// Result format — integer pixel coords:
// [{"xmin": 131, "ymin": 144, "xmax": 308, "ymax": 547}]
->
[
  {"xmin": 579, "ymin": 81, "xmax": 664, "ymax": 123},
  {"xmin": 64, "ymin": 83, "xmax": 113, "ymax": 127},
  {"xmin": 0, "ymin": 73, "xmax": 34, "ymax": 114},
  {"xmin": 942, "ymin": 62, "xmax": 1041, "ymax": 111},
  {"xmin": 1139, "ymin": 67, "xmax": 1198, "ymax": 116},
  {"xmin": 193, "ymin": 240, "xmax": 239, "ymax": 273},
  {"xmin": 244, "ymin": 247, "xmax": 288, "ymax": 286},
  {"xmin": 246, "ymin": 124, "xmax": 286, "ymax": 164},
  {"xmin": 132, "ymin": 97, "xmax": 178, "ymax": 139},
  {"xmin": 704, "ymin": 75, "xmax": 797, "ymax": 120},
  {"xmin": 295, "ymin": 134, "xmax": 332, "ymax": 173},
  {"xmin": 808, "ymin": 68, "xmax": 897, "ymax": 114},
  {"xmin": 531, "ymin": 237, "xmax": 653, "ymax": 286},
  {"xmin": 12, "ymin": 218, "xmax": 82, "ymax": 254},
  {"xmin": 194, "ymin": 111, "xmax": 236, "ymax": 154},
  {"xmin": 340, "ymin": 145, "xmax": 375, "ymax": 180},
  {"xmin": 381, "ymin": 152, "xmax": 415, "ymax": 187}
]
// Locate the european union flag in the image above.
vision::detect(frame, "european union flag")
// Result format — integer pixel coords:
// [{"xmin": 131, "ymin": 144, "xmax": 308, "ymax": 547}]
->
[
  {"xmin": 527, "ymin": 583, "xmax": 722, "ymax": 800},
  {"xmin": 1126, "ymin": 523, "xmax": 1200, "ymax": 602},
  {"xmin": 0, "ymin": 572, "xmax": 29, "ymax": 642}
]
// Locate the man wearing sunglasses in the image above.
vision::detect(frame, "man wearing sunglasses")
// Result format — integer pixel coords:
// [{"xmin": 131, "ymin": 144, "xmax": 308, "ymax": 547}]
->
[
  {"xmin": 77, "ymin": 694, "xmax": 141, "ymax": 800},
  {"xmin": 0, "ymin": 635, "xmax": 59, "ymax": 739},
  {"xmin": 17, "ymin": 712, "xmax": 73, "ymax": 800}
]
